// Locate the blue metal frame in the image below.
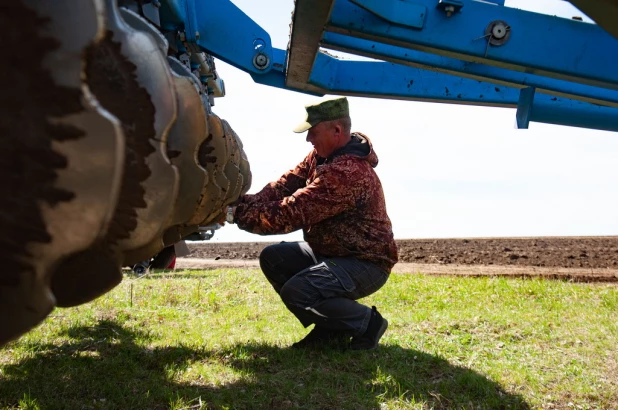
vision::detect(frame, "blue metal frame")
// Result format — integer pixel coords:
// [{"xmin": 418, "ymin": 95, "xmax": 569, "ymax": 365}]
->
[
  {"xmin": 327, "ymin": 0, "xmax": 618, "ymax": 90},
  {"xmin": 320, "ymin": 32, "xmax": 618, "ymax": 108},
  {"xmin": 157, "ymin": 0, "xmax": 618, "ymax": 132}
]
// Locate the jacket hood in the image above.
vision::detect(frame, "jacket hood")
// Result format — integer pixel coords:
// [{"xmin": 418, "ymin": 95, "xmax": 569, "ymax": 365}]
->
[{"xmin": 329, "ymin": 132, "xmax": 379, "ymax": 167}]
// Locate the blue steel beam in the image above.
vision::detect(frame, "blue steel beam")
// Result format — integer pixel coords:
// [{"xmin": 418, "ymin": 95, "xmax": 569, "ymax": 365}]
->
[
  {"xmin": 308, "ymin": 53, "xmax": 618, "ymax": 132},
  {"xmin": 321, "ymin": 32, "xmax": 618, "ymax": 108},
  {"xmin": 529, "ymin": 95, "xmax": 618, "ymax": 132},
  {"xmin": 327, "ymin": 0, "xmax": 618, "ymax": 90},
  {"xmin": 310, "ymin": 52, "xmax": 515, "ymax": 106}
]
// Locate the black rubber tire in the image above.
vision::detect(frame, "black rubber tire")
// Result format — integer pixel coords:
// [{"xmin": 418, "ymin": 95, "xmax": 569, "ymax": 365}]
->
[
  {"xmin": 132, "ymin": 264, "xmax": 147, "ymax": 275},
  {"xmin": 149, "ymin": 246, "xmax": 176, "ymax": 269}
]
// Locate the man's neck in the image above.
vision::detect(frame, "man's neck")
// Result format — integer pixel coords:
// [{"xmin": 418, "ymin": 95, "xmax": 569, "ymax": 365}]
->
[{"xmin": 335, "ymin": 133, "xmax": 352, "ymax": 150}]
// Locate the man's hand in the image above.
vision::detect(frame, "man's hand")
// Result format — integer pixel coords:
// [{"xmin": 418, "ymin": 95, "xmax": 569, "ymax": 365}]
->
[{"xmin": 218, "ymin": 205, "xmax": 238, "ymax": 226}]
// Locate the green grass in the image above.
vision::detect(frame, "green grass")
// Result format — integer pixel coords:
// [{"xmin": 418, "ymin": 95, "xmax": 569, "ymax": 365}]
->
[{"xmin": 1, "ymin": 269, "xmax": 617, "ymax": 409}]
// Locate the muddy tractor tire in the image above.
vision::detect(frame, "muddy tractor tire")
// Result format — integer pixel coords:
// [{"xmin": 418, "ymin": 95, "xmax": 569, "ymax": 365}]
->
[{"xmin": 0, "ymin": 0, "xmax": 251, "ymax": 346}]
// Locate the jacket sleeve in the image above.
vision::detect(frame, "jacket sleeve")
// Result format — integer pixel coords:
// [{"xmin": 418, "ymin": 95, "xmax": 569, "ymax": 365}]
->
[
  {"xmin": 235, "ymin": 160, "xmax": 362, "ymax": 235},
  {"xmin": 240, "ymin": 152, "xmax": 313, "ymax": 205}
]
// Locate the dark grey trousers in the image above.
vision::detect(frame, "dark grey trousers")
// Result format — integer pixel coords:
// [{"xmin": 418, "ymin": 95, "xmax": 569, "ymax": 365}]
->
[{"xmin": 259, "ymin": 242, "xmax": 389, "ymax": 336}]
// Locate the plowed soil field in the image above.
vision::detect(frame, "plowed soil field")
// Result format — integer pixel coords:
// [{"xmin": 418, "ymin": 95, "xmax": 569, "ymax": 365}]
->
[{"xmin": 181, "ymin": 237, "xmax": 618, "ymax": 283}]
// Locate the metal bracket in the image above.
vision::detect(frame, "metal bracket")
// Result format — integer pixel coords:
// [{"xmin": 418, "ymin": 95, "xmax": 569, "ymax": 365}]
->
[
  {"xmin": 252, "ymin": 38, "xmax": 270, "ymax": 70},
  {"xmin": 161, "ymin": 0, "xmax": 274, "ymax": 75},
  {"xmin": 517, "ymin": 87, "xmax": 536, "ymax": 129}
]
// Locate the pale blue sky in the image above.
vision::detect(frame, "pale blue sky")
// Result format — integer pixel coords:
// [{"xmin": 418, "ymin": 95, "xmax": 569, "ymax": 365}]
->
[{"xmin": 209, "ymin": 0, "xmax": 618, "ymax": 242}]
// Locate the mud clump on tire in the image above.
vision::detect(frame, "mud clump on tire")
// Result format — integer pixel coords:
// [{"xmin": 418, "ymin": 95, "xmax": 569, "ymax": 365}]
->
[
  {"xmin": 85, "ymin": 30, "xmax": 156, "ymax": 244},
  {"xmin": 51, "ymin": 30, "xmax": 159, "ymax": 307},
  {"xmin": 1, "ymin": 3, "xmax": 85, "ymax": 274},
  {"xmin": 0, "ymin": 1, "xmax": 85, "ymax": 342}
]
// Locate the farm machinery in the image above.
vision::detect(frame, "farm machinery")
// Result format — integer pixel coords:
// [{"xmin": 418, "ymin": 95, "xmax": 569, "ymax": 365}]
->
[{"xmin": 1, "ymin": 0, "xmax": 617, "ymax": 346}]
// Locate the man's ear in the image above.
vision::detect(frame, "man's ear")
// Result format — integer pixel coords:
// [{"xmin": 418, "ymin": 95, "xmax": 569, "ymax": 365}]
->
[{"xmin": 333, "ymin": 123, "xmax": 342, "ymax": 136}]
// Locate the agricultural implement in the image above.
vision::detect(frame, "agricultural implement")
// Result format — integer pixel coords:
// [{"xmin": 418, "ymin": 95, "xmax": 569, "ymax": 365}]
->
[{"xmin": 2, "ymin": 0, "xmax": 617, "ymax": 345}]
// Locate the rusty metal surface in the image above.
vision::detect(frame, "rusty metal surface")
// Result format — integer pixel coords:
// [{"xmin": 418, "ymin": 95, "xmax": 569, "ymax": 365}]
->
[
  {"xmin": 286, "ymin": 0, "xmax": 332, "ymax": 94},
  {"xmin": 195, "ymin": 114, "xmax": 230, "ymax": 225},
  {"xmin": 221, "ymin": 119, "xmax": 246, "ymax": 203},
  {"xmin": 167, "ymin": 57, "xmax": 210, "ymax": 227},
  {"xmin": 123, "ymin": 57, "xmax": 210, "ymax": 264},
  {"xmin": 235, "ymin": 127, "xmax": 252, "ymax": 196},
  {"xmin": 220, "ymin": 119, "xmax": 243, "ymax": 206}
]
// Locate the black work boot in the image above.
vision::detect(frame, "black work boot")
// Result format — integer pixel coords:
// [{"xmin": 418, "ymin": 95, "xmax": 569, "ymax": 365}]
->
[
  {"xmin": 349, "ymin": 306, "xmax": 388, "ymax": 350},
  {"xmin": 291, "ymin": 326, "xmax": 351, "ymax": 349}
]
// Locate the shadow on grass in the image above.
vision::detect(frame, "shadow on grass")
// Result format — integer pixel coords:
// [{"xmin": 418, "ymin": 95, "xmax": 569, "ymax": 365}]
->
[{"xmin": 1, "ymin": 320, "xmax": 529, "ymax": 409}]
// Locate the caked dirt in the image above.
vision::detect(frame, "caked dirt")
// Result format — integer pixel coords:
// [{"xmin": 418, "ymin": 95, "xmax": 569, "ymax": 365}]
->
[{"xmin": 181, "ymin": 237, "xmax": 618, "ymax": 283}]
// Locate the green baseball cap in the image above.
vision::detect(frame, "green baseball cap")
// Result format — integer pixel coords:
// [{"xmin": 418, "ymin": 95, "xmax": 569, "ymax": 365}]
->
[{"xmin": 293, "ymin": 97, "xmax": 349, "ymax": 133}]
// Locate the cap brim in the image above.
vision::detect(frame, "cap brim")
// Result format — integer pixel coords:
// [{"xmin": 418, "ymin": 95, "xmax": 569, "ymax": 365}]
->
[{"xmin": 293, "ymin": 121, "xmax": 312, "ymax": 133}]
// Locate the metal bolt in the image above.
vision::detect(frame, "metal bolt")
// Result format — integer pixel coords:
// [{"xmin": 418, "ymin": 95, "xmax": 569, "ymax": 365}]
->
[
  {"xmin": 255, "ymin": 54, "xmax": 267, "ymax": 66},
  {"xmin": 445, "ymin": 5, "xmax": 455, "ymax": 17},
  {"xmin": 252, "ymin": 52, "xmax": 270, "ymax": 70}
]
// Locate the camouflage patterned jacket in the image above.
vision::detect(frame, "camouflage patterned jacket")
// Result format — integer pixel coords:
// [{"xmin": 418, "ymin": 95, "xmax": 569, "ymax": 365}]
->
[{"xmin": 235, "ymin": 132, "xmax": 398, "ymax": 272}]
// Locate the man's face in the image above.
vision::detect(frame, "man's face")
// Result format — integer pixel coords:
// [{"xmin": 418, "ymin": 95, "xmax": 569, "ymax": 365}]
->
[{"xmin": 306, "ymin": 121, "xmax": 338, "ymax": 157}]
